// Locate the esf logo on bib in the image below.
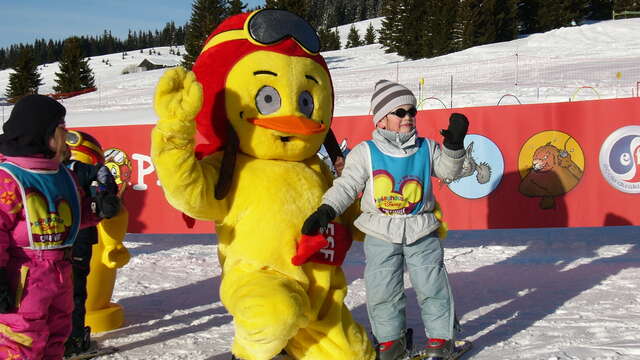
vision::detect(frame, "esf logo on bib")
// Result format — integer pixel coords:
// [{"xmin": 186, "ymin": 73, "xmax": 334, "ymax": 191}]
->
[{"xmin": 599, "ymin": 125, "xmax": 640, "ymax": 194}]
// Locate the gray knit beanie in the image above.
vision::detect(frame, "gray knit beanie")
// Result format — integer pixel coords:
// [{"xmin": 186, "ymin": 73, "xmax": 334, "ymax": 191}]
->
[{"xmin": 370, "ymin": 80, "xmax": 417, "ymax": 125}]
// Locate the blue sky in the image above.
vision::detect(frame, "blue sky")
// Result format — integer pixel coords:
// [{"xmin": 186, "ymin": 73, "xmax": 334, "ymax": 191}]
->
[{"xmin": 0, "ymin": 0, "xmax": 265, "ymax": 49}]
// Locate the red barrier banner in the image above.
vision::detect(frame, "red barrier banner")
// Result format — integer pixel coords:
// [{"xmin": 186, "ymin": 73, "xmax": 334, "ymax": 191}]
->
[{"xmin": 75, "ymin": 97, "xmax": 640, "ymax": 233}]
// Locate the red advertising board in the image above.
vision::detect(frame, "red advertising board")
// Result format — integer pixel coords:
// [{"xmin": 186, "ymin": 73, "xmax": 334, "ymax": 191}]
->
[{"xmin": 75, "ymin": 97, "xmax": 640, "ymax": 233}]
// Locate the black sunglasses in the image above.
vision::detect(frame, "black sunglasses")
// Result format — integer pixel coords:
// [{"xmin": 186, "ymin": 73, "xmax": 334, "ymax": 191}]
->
[
  {"xmin": 248, "ymin": 9, "xmax": 321, "ymax": 54},
  {"xmin": 388, "ymin": 107, "xmax": 417, "ymax": 118}
]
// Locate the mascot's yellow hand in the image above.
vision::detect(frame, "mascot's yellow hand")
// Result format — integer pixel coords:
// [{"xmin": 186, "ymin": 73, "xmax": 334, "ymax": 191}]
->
[
  {"xmin": 154, "ymin": 67, "xmax": 203, "ymax": 133},
  {"xmin": 101, "ymin": 244, "xmax": 131, "ymax": 269}
]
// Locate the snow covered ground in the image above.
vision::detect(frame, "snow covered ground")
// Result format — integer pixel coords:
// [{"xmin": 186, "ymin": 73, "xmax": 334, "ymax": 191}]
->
[
  {"xmin": 101, "ymin": 226, "xmax": 640, "ymax": 359},
  {"xmin": 1, "ymin": 16, "xmax": 640, "ymax": 360}
]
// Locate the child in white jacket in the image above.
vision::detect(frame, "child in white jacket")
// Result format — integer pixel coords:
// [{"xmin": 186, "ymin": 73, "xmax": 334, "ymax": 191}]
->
[{"xmin": 302, "ymin": 80, "xmax": 468, "ymax": 360}]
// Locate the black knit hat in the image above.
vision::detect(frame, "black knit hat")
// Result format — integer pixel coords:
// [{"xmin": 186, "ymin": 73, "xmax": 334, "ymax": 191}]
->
[{"xmin": 0, "ymin": 94, "xmax": 66, "ymax": 158}]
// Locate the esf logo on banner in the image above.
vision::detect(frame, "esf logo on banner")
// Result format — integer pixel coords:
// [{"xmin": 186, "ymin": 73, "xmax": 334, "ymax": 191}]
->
[{"xmin": 599, "ymin": 125, "xmax": 640, "ymax": 194}]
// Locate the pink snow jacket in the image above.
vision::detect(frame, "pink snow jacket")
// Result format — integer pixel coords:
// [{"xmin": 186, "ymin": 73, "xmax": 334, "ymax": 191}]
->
[{"xmin": 0, "ymin": 156, "xmax": 100, "ymax": 267}]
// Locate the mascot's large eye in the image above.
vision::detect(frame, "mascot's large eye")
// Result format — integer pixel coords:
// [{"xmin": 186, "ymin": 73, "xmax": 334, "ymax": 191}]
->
[
  {"xmin": 298, "ymin": 91, "xmax": 314, "ymax": 118},
  {"xmin": 256, "ymin": 86, "xmax": 281, "ymax": 115},
  {"xmin": 620, "ymin": 152, "xmax": 631, "ymax": 166}
]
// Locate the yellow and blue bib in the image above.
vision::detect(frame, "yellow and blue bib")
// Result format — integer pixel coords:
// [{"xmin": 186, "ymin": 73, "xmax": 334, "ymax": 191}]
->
[
  {"xmin": 367, "ymin": 138, "xmax": 431, "ymax": 215},
  {"xmin": 0, "ymin": 163, "xmax": 80, "ymax": 249}
]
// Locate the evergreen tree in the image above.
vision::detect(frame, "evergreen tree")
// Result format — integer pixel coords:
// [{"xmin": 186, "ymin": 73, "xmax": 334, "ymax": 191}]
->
[
  {"xmin": 53, "ymin": 37, "xmax": 96, "ymax": 93},
  {"xmin": 364, "ymin": 22, "xmax": 376, "ymax": 44},
  {"xmin": 5, "ymin": 47, "xmax": 43, "ymax": 98},
  {"xmin": 265, "ymin": 0, "xmax": 312, "ymax": 20},
  {"xmin": 318, "ymin": 27, "xmax": 341, "ymax": 51},
  {"xmin": 424, "ymin": 0, "xmax": 459, "ymax": 57},
  {"xmin": 494, "ymin": 0, "xmax": 518, "ymax": 42},
  {"xmin": 378, "ymin": 0, "xmax": 402, "ymax": 53},
  {"xmin": 588, "ymin": 0, "xmax": 613, "ymax": 20},
  {"xmin": 614, "ymin": 0, "xmax": 640, "ymax": 13},
  {"xmin": 226, "ymin": 0, "xmax": 247, "ymax": 15},
  {"xmin": 346, "ymin": 25, "xmax": 364, "ymax": 48},
  {"xmin": 327, "ymin": 27, "xmax": 341, "ymax": 50},
  {"xmin": 182, "ymin": 0, "xmax": 227, "ymax": 69},
  {"xmin": 518, "ymin": 0, "xmax": 541, "ymax": 34}
]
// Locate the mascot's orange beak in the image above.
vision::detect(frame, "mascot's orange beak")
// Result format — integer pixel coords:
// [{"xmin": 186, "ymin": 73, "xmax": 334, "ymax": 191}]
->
[{"xmin": 250, "ymin": 115, "xmax": 326, "ymax": 135}]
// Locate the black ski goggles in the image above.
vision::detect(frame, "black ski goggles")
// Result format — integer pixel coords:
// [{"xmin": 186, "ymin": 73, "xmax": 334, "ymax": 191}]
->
[
  {"xmin": 247, "ymin": 9, "xmax": 320, "ymax": 54},
  {"xmin": 388, "ymin": 107, "xmax": 417, "ymax": 118}
]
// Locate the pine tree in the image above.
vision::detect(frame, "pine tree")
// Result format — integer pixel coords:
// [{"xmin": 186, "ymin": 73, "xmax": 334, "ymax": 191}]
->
[
  {"xmin": 346, "ymin": 25, "xmax": 364, "ymax": 48},
  {"xmin": 494, "ymin": 0, "xmax": 518, "ymax": 42},
  {"xmin": 364, "ymin": 22, "xmax": 376, "ymax": 44},
  {"xmin": 226, "ymin": 0, "xmax": 247, "ymax": 15},
  {"xmin": 518, "ymin": 0, "xmax": 541, "ymax": 34},
  {"xmin": 614, "ymin": 0, "xmax": 640, "ymax": 12},
  {"xmin": 264, "ymin": 0, "xmax": 312, "ymax": 20},
  {"xmin": 378, "ymin": 0, "xmax": 402, "ymax": 53},
  {"xmin": 328, "ymin": 27, "xmax": 341, "ymax": 50},
  {"xmin": 53, "ymin": 37, "xmax": 96, "ymax": 93},
  {"xmin": 318, "ymin": 27, "xmax": 340, "ymax": 51},
  {"xmin": 588, "ymin": 0, "xmax": 613, "ymax": 20},
  {"xmin": 5, "ymin": 47, "xmax": 43, "ymax": 99},
  {"xmin": 424, "ymin": 0, "xmax": 458, "ymax": 57},
  {"xmin": 182, "ymin": 0, "xmax": 227, "ymax": 69}
]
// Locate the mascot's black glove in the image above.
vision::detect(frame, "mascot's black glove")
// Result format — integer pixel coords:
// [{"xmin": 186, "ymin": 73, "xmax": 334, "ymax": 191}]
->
[
  {"xmin": 440, "ymin": 113, "xmax": 469, "ymax": 151},
  {"xmin": 301, "ymin": 204, "xmax": 337, "ymax": 235},
  {"xmin": 93, "ymin": 165, "xmax": 120, "ymax": 219},
  {"xmin": 0, "ymin": 268, "xmax": 14, "ymax": 313}
]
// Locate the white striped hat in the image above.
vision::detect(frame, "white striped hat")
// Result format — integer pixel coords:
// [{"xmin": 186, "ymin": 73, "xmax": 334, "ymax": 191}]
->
[{"xmin": 370, "ymin": 80, "xmax": 417, "ymax": 125}]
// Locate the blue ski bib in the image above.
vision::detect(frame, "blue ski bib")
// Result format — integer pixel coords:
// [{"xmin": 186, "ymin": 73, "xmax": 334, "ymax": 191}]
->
[
  {"xmin": 0, "ymin": 163, "xmax": 80, "ymax": 249},
  {"xmin": 367, "ymin": 138, "xmax": 431, "ymax": 215}
]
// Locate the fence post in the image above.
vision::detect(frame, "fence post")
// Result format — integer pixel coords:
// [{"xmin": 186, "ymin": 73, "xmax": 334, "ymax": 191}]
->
[
  {"xmin": 450, "ymin": 75, "xmax": 453, "ymax": 108},
  {"xmin": 515, "ymin": 53, "xmax": 519, "ymax": 87}
]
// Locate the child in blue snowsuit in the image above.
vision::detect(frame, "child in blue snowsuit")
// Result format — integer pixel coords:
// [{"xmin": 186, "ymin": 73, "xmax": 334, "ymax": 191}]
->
[{"xmin": 302, "ymin": 80, "xmax": 468, "ymax": 360}]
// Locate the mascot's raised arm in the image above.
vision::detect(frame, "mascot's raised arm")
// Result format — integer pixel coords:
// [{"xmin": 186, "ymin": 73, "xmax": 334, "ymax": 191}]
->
[{"xmin": 151, "ymin": 9, "xmax": 375, "ymax": 360}]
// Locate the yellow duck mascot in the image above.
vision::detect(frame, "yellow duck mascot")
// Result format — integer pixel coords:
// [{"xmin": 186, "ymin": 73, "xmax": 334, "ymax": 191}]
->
[{"xmin": 151, "ymin": 9, "xmax": 375, "ymax": 360}]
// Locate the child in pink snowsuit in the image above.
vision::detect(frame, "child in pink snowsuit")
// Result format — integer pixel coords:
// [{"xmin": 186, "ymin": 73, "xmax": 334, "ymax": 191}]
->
[{"xmin": 0, "ymin": 95, "xmax": 99, "ymax": 359}]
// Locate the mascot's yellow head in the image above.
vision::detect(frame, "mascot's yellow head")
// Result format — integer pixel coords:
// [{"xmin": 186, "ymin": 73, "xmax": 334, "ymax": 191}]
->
[{"xmin": 192, "ymin": 9, "xmax": 334, "ymax": 163}]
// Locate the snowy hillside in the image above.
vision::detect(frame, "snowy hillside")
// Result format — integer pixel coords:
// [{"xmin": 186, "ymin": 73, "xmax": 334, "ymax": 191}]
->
[
  {"xmin": 3, "ymin": 17, "xmax": 640, "ymax": 125},
  {"xmin": 1, "ymin": 17, "xmax": 640, "ymax": 359}
]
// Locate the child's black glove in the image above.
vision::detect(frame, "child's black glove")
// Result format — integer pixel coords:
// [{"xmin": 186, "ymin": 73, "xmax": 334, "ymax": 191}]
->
[
  {"xmin": 440, "ymin": 113, "xmax": 469, "ymax": 151},
  {"xmin": 301, "ymin": 204, "xmax": 337, "ymax": 235},
  {"xmin": 0, "ymin": 268, "xmax": 14, "ymax": 313},
  {"xmin": 95, "ymin": 192, "xmax": 120, "ymax": 219}
]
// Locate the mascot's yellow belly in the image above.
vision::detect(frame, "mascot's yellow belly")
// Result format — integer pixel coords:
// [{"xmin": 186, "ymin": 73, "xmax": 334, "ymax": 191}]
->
[{"xmin": 216, "ymin": 154, "xmax": 328, "ymax": 283}]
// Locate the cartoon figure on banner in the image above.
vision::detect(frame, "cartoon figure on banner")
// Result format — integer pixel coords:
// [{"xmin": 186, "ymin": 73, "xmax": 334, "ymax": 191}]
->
[
  {"xmin": 85, "ymin": 147, "xmax": 131, "ymax": 334},
  {"xmin": 599, "ymin": 125, "xmax": 640, "ymax": 193},
  {"xmin": 519, "ymin": 131, "xmax": 584, "ymax": 209},
  {"xmin": 103, "ymin": 148, "xmax": 132, "ymax": 197},
  {"xmin": 151, "ymin": 9, "xmax": 375, "ymax": 360},
  {"xmin": 445, "ymin": 142, "xmax": 491, "ymax": 184},
  {"xmin": 447, "ymin": 134, "xmax": 504, "ymax": 200}
]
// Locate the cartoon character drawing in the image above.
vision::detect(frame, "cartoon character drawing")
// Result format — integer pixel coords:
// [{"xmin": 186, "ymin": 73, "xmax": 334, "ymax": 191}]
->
[
  {"xmin": 444, "ymin": 142, "xmax": 491, "ymax": 185},
  {"xmin": 26, "ymin": 191, "xmax": 73, "ymax": 246},
  {"xmin": 519, "ymin": 136, "xmax": 584, "ymax": 209},
  {"xmin": 103, "ymin": 148, "xmax": 132, "ymax": 197}
]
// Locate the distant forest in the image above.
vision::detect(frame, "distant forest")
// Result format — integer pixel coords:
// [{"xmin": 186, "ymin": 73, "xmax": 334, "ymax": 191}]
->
[{"xmin": 0, "ymin": 22, "xmax": 186, "ymax": 70}]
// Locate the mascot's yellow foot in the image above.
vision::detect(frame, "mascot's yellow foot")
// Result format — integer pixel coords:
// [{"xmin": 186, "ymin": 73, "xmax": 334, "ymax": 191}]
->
[
  {"xmin": 223, "ymin": 270, "xmax": 311, "ymax": 360},
  {"xmin": 85, "ymin": 303, "xmax": 125, "ymax": 333}
]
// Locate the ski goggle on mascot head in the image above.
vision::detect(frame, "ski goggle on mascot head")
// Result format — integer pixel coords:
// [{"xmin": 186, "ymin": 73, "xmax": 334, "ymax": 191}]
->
[
  {"xmin": 65, "ymin": 130, "xmax": 104, "ymax": 165},
  {"xmin": 192, "ymin": 9, "xmax": 334, "ymax": 164}
]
